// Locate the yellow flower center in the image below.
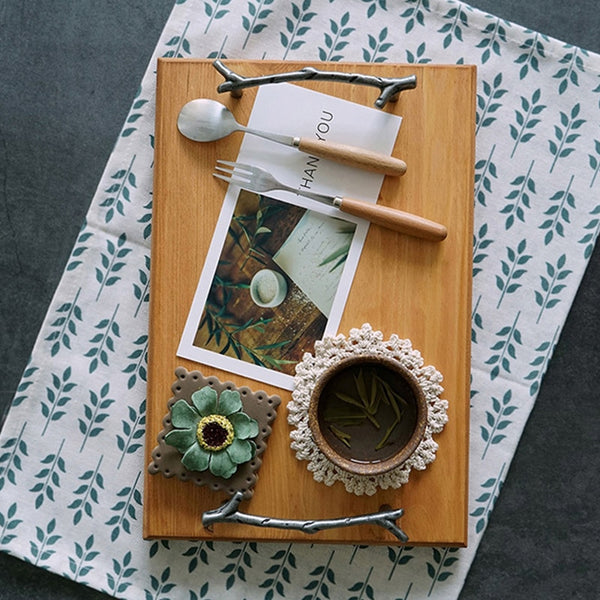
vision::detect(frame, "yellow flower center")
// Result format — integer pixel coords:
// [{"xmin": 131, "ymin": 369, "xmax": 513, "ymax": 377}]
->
[{"xmin": 196, "ymin": 414, "xmax": 235, "ymax": 452}]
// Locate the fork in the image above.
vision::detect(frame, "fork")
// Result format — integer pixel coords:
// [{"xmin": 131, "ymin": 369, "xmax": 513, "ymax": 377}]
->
[{"xmin": 214, "ymin": 160, "xmax": 447, "ymax": 242}]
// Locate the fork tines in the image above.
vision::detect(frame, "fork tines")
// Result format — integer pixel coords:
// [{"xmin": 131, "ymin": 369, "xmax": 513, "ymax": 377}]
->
[{"xmin": 213, "ymin": 160, "xmax": 252, "ymax": 186}]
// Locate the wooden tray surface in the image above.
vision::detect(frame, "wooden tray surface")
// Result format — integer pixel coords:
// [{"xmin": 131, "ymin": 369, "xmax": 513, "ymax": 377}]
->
[{"xmin": 144, "ymin": 58, "xmax": 475, "ymax": 546}]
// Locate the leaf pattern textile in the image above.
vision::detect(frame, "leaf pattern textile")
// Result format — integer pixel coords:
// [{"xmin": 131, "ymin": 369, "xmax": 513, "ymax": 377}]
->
[{"xmin": 1, "ymin": 1, "xmax": 599, "ymax": 599}]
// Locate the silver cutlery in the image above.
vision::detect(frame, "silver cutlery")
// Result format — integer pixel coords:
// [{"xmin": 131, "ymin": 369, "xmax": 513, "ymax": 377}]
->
[
  {"xmin": 213, "ymin": 160, "xmax": 447, "ymax": 242},
  {"xmin": 178, "ymin": 99, "xmax": 407, "ymax": 176}
]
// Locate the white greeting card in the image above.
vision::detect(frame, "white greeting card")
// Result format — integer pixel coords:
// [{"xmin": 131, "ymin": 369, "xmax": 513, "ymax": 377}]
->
[{"xmin": 177, "ymin": 83, "xmax": 401, "ymax": 390}]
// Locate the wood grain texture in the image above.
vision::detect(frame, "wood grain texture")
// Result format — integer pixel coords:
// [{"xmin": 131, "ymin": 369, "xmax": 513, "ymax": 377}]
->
[
  {"xmin": 144, "ymin": 59, "xmax": 475, "ymax": 546},
  {"xmin": 295, "ymin": 138, "xmax": 408, "ymax": 175},
  {"xmin": 337, "ymin": 197, "xmax": 448, "ymax": 240}
]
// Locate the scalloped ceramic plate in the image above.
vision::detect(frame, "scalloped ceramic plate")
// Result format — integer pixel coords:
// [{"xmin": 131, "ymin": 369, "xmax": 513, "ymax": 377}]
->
[{"xmin": 148, "ymin": 367, "xmax": 281, "ymax": 499}]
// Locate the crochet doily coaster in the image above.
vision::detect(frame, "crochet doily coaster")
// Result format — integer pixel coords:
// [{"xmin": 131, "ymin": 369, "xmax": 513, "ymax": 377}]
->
[
  {"xmin": 148, "ymin": 367, "xmax": 281, "ymax": 499},
  {"xmin": 288, "ymin": 324, "xmax": 448, "ymax": 496}
]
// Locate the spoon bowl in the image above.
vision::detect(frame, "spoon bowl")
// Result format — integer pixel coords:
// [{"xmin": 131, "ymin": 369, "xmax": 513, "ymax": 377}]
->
[{"xmin": 177, "ymin": 99, "xmax": 241, "ymax": 142}]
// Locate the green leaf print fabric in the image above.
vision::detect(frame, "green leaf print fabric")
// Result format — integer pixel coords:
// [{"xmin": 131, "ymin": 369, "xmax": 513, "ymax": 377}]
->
[{"xmin": 1, "ymin": 0, "xmax": 599, "ymax": 598}]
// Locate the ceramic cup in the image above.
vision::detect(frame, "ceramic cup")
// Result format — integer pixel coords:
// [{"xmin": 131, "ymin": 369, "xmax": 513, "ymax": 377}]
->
[
  {"xmin": 308, "ymin": 354, "xmax": 427, "ymax": 476},
  {"xmin": 249, "ymin": 269, "xmax": 287, "ymax": 308}
]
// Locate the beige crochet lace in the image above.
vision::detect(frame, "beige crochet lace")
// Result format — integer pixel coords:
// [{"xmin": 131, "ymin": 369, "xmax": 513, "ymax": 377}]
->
[{"xmin": 287, "ymin": 324, "xmax": 448, "ymax": 496}]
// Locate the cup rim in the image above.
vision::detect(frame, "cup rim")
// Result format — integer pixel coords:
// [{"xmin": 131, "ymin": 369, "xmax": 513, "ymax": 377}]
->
[
  {"xmin": 249, "ymin": 268, "xmax": 286, "ymax": 308},
  {"xmin": 308, "ymin": 354, "xmax": 428, "ymax": 476}
]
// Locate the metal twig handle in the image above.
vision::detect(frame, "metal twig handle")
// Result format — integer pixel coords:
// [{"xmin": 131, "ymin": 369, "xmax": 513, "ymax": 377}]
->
[
  {"xmin": 202, "ymin": 491, "xmax": 409, "ymax": 542},
  {"xmin": 212, "ymin": 60, "xmax": 417, "ymax": 109}
]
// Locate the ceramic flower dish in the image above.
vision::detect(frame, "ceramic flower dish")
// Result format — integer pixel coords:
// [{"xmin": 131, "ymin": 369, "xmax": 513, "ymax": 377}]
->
[{"xmin": 148, "ymin": 366, "xmax": 281, "ymax": 499}]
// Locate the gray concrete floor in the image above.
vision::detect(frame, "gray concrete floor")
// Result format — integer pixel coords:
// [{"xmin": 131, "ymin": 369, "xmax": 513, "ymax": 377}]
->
[{"xmin": 1, "ymin": 2, "xmax": 598, "ymax": 599}]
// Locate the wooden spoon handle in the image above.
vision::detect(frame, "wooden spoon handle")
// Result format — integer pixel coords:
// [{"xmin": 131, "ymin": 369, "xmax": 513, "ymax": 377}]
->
[
  {"xmin": 297, "ymin": 137, "xmax": 407, "ymax": 176},
  {"xmin": 336, "ymin": 197, "xmax": 447, "ymax": 242}
]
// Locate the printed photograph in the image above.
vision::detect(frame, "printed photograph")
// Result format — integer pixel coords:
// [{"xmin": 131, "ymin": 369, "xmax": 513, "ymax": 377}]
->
[{"xmin": 190, "ymin": 190, "xmax": 357, "ymax": 376}]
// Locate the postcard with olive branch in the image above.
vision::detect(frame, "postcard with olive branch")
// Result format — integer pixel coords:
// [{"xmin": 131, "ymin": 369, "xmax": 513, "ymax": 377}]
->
[{"xmin": 177, "ymin": 84, "xmax": 401, "ymax": 390}]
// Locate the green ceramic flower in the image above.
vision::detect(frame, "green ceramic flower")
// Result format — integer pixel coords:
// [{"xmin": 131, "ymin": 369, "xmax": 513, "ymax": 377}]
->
[{"xmin": 164, "ymin": 385, "xmax": 259, "ymax": 479}]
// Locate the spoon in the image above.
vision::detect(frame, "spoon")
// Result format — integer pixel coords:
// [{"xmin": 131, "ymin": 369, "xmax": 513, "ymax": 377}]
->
[{"xmin": 177, "ymin": 99, "xmax": 407, "ymax": 176}]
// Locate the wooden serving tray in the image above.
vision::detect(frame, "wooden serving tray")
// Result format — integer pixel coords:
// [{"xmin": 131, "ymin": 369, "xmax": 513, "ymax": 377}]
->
[{"xmin": 144, "ymin": 59, "xmax": 475, "ymax": 546}]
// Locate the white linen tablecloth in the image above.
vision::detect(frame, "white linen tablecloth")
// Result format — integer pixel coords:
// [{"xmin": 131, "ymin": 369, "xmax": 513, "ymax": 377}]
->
[{"xmin": 1, "ymin": 1, "xmax": 599, "ymax": 598}]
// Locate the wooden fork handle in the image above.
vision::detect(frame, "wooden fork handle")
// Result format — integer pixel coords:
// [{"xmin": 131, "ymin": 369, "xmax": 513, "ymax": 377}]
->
[
  {"xmin": 335, "ymin": 197, "xmax": 448, "ymax": 242},
  {"xmin": 296, "ymin": 138, "xmax": 407, "ymax": 176}
]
